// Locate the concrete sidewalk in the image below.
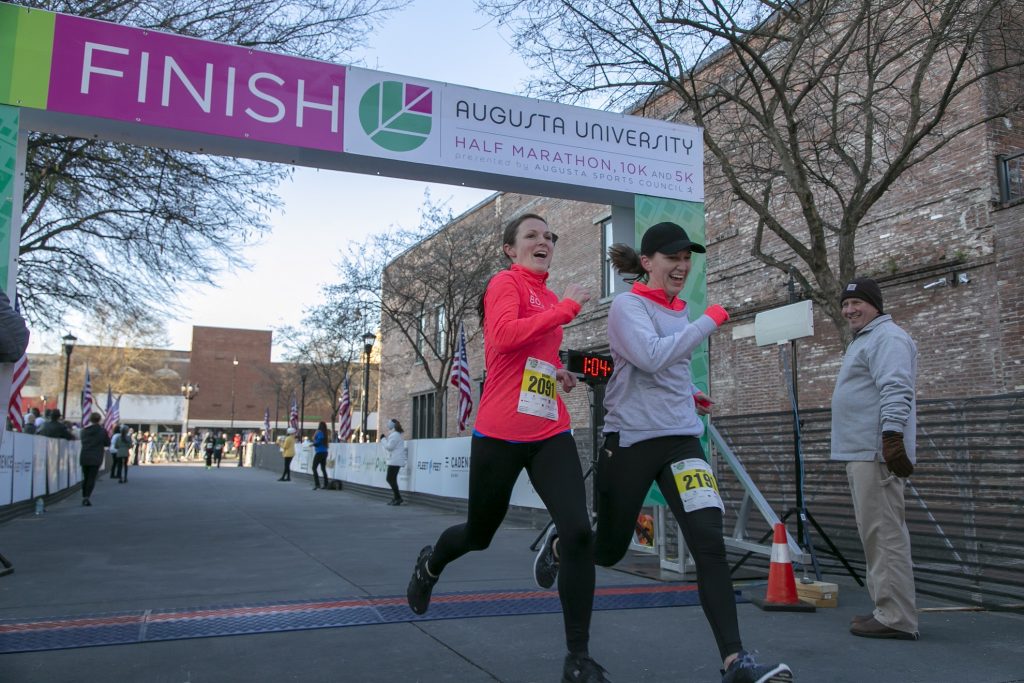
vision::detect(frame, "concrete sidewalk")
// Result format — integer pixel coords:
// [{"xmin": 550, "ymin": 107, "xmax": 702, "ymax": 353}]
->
[{"xmin": 0, "ymin": 464, "xmax": 1020, "ymax": 683}]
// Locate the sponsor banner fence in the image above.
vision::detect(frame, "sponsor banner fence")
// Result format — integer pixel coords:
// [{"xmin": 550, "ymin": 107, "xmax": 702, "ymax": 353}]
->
[
  {"xmin": 0, "ymin": 431, "xmax": 12, "ymax": 506},
  {"xmin": 255, "ymin": 438, "xmax": 545, "ymax": 509},
  {"xmin": 0, "ymin": 431, "xmax": 82, "ymax": 506}
]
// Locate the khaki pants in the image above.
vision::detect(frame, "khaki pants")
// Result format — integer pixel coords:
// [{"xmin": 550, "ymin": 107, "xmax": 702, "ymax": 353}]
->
[{"xmin": 846, "ymin": 460, "xmax": 918, "ymax": 634}]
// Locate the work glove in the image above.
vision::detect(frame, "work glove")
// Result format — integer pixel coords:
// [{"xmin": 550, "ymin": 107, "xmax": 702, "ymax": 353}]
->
[{"xmin": 881, "ymin": 431, "xmax": 914, "ymax": 478}]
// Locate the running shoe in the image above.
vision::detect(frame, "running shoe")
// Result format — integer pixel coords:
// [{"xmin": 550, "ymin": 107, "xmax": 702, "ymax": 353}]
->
[
  {"xmin": 533, "ymin": 526, "xmax": 559, "ymax": 589},
  {"xmin": 407, "ymin": 545, "xmax": 438, "ymax": 615},
  {"xmin": 721, "ymin": 650, "xmax": 792, "ymax": 683},
  {"xmin": 562, "ymin": 653, "xmax": 609, "ymax": 682}
]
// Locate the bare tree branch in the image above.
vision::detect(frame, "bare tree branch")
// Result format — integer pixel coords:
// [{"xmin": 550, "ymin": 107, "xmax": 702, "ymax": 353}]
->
[
  {"xmin": 17, "ymin": 0, "xmax": 408, "ymax": 332},
  {"xmin": 479, "ymin": 0, "xmax": 1024, "ymax": 343}
]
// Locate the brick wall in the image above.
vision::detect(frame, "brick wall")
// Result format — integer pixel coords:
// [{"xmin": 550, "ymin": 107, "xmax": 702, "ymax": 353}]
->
[{"xmin": 188, "ymin": 326, "xmax": 273, "ymax": 422}]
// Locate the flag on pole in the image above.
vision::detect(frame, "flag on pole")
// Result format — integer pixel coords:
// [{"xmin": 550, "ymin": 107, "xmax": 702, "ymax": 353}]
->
[
  {"xmin": 80, "ymin": 364, "xmax": 93, "ymax": 426},
  {"xmin": 101, "ymin": 385, "xmax": 112, "ymax": 423},
  {"xmin": 103, "ymin": 396, "xmax": 121, "ymax": 437},
  {"xmin": 7, "ymin": 354, "xmax": 29, "ymax": 431},
  {"xmin": 289, "ymin": 394, "xmax": 299, "ymax": 431},
  {"xmin": 102, "ymin": 387, "xmax": 119, "ymax": 436},
  {"xmin": 263, "ymin": 407, "xmax": 271, "ymax": 442},
  {"xmin": 449, "ymin": 321, "xmax": 473, "ymax": 433},
  {"xmin": 336, "ymin": 378, "xmax": 353, "ymax": 442}
]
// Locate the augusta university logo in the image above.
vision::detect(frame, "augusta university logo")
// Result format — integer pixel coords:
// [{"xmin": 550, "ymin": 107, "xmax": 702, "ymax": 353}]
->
[{"xmin": 358, "ymin": 81, "xmax": 433, "ymax": 152}]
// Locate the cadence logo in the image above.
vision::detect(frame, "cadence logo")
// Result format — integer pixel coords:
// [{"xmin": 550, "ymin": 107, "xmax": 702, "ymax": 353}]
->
[{"xmin": 358, "ymin": 81, "xmax": 433, "ymax": 152}]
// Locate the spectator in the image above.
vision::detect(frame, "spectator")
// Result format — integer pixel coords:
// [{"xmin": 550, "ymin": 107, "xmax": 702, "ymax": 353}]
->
[
  {"xmin": 382, "ymin": 419, "xmax": 407, "ymax": 505},
  {"xmin": 23, "ymin": 407, "xmax": 40, "ymax": 435},
  {"xmin": 278, "ymin": 427, "xmax": 296, "ymax": 481},
  {"xmin": 111, "ymin": 426, "xmax": 132, "ymax": 483},
  {"xmin": 79, "ymin": 413, "xmax": 110, "ymax": 505},
  {"xmin": 831, "ymin": 277, "xmax": 920, "ymax": 640},
  {"xmin": 311, "ymin": 421, "xmax": 330, "ymax": 490},
  {"xmin": 37, "ymin": 409, "xmax": 75, "ymax": 440}
]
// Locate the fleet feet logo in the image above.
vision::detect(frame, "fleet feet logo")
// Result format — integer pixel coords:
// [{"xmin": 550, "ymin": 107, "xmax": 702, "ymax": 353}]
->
[{"xmin": 358, "ymin": 81, "xmax": 433, "ymax": 152}]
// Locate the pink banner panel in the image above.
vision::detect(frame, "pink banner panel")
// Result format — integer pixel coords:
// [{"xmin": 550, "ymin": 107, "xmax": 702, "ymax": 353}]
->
[{"xmin": 48, "ymin": 15, "xmax": 346, "ymax": 151}]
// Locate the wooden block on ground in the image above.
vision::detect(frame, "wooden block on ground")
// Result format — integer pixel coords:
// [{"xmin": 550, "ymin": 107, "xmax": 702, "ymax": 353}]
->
[
  {"xmin": 799, "ymin": 595, "xmax": 838, "ymax": 608},
  {"xmin": 796, "ymin": 580, "xmax": 838, "ymax": 600}
]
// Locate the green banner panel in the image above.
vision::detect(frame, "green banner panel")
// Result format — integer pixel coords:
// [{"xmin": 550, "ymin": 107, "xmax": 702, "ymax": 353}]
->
[
  {"xmin": 634, "ymin": 195, "xmax": 709, "ymax": 504},
  {"xmin": 0, "ymin": 3, "xmax": 55, "ymax": 109},
  {"xmin": 0, "ymin": 103, "xmax": 18, "ymax": 293}
]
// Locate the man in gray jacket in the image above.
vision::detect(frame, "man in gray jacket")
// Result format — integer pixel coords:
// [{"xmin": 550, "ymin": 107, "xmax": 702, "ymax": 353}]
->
[{"xmin": 831, "ymin": 277, "xmax": 919, "ymax": 640}]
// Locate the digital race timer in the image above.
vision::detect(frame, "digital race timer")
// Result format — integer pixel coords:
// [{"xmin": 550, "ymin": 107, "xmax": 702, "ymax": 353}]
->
[{"xmin": 565, "ymin": 350, "xmax": 614, "ymax": 383}]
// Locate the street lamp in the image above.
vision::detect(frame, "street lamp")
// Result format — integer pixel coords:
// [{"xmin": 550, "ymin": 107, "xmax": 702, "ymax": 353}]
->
[
  {"xmin": 231, "ymin": 356, "xmax": 241, "ymax": 466},
  {"xmin": 60, "ymin": 333, "xmax": 77, "ymax": 418},
  {"xmin": 361, "ymin": 331, "xmax": 375, "ymax": 441},
  {"xmin": 181, "ymin": 382, "xmax": 199, "ymax": 458},
  {"xmin": 298, "ymin": 365, "xmax": 309, "ymax": 438}
]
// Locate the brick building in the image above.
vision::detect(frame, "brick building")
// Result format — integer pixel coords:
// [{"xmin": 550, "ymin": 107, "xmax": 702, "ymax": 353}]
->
[{"xmin": 378, "ymin": 56, "xmax": 1023, "ymax": 443}]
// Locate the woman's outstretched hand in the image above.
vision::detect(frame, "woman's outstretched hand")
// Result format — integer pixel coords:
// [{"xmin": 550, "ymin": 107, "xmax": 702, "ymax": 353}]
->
[{"xmin": 562, "ymin": 284, "xmax": 593, "ymax": 306}]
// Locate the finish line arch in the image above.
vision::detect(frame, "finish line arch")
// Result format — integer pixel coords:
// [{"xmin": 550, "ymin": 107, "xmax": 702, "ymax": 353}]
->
[{"xmin": 0, "ymin": 0, "xmax": 707, "ymax": 393}]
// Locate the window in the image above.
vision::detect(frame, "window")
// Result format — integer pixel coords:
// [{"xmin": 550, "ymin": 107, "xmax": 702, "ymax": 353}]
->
[
  {"xmin": 435, "ymin": 305, "xmax": 446, "ymax": 351},
  {"xmin": 602, "ymin": 219, "xmax": 615, "ymax": 298},
  {"xmin": 412, "ymin": 391, "xmax": 435, "ymax": 439},
  {"xmin": 598, "ymin": 207, "xmax": 635, "ymax": 298},
  {"xmin": 998, "ymin": 152, "xmax": 1024, "ymax": 204}
]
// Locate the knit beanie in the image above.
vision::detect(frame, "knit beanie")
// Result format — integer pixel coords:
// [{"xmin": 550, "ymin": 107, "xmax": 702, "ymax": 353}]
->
[{"xmin": 840, "ymin": 277, "xmax": 884, "ymax": 314}]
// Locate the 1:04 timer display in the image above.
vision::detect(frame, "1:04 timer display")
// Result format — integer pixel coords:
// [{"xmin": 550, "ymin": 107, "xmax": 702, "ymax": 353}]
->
[{"xmin": 565, "ymin": 350, "xmax": 614, "ymax": 382}]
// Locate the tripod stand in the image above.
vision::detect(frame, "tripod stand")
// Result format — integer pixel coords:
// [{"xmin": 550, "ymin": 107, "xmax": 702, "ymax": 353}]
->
[
  {"xmin": 529, "ymin": 380, "xmax": 604, "ymax": 551},
  {"xmin": 779, "ymin": 340, "xmax": 862, "ymax": 585}
]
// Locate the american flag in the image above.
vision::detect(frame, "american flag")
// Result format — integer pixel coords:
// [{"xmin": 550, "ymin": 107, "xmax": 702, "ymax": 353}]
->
[
  {"xmin": 80, "ymin": 364, "xmax": 93, "ymax": 426},
  {"xmin": 336, "ymin": 378, "xmax": 353, "ymax": 442},
  {"xmin": 449, "ymin": 321, "xmax": 473, "ymax": 433},
  {"xmin": 101, "ymin": 387, "xmax": 117, "ymax": 435},
  {"xmin": 289, "ymin": 393, "xmax": 299, "ymax": 431},
  {"xmin": 263, "ymin": 407, "xmax": 271, "ymax": 442},
  {"xmin": 103, "ymin": 394, "xmax": 121, "ymax": 437},
  {"xmin": 7, "ymin": 353, "xmax": 29, "ymax": 431}
]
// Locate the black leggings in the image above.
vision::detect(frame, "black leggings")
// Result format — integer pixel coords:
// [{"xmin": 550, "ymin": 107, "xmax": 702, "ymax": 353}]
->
[
  {"xmin": 82, "ymin": 465, "xmax": 99, "ymax": 498},
  {"xmin": 430, "ymin": 432, "xmax": 594, "ymax": 655},
  {"xmin": 111, "ymin": 456, "xmax": 127, "ymax": 482},
  {"xmin": 312, "ymin": 452, "xmax": 329, "ymax": 487},
  {"xmin": 281, "ymin": 457, "xmax": 293, "ymax": 479},
  {"xmin": 386, "ymin": 465, "xmax": 402, "ymax": 500},
  {"xmin": 594, "ymin": 433, "xmax": 742, "ymax": 660}
]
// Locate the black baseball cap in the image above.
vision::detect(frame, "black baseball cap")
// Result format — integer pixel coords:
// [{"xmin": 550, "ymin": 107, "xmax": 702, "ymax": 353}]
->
[{"xmin": 640, "ymin": 222, "xmax": 706, "ymax": 256}]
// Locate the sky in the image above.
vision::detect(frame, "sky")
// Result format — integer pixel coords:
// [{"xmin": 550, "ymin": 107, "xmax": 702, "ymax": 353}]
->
[
  {"xmin": 161, "ymin": 0, "xmax": 531, "ymax": 360},
  {"xmin": 36, "ymin": 0, "xmax": 533, "ymax": 359}
]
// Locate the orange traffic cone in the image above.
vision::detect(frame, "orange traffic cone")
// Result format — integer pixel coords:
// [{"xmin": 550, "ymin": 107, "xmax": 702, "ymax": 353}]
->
[{"xmin": 748, "ymin": 523, "xmax": 816, "ymax": 612}]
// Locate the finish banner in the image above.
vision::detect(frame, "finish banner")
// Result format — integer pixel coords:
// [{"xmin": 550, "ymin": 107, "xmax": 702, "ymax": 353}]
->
[{"xmin": 0, "ymin": 2, "xmax": 702, "ymax": 202}]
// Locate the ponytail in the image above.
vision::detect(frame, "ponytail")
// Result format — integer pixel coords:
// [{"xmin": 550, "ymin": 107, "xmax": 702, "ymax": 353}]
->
[{"xmin": 608, "ymin": 243, "xmax": 647, "ymax": 283}]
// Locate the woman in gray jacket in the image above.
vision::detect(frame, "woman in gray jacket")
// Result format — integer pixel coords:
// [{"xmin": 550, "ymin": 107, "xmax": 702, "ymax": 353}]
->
[{"xmin": 597, "ymin": 223, "xmax": 791, "ymax": 683}]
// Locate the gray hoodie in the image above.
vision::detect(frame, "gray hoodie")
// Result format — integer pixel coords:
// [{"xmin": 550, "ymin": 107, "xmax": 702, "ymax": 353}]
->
[
  {"xmin": 830, "ymin": 314, "xmax": 917, "ymax": 463},
  {"xmin": 604, "ymin": 293, "xmax": 718, "ymax": 447}
]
